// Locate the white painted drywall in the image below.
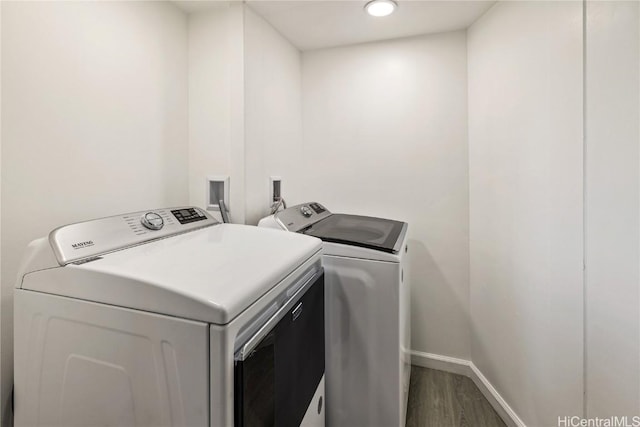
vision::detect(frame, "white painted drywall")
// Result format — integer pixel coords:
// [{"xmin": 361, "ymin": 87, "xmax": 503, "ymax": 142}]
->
[
  {"xmin": 301, "ymin": 32, "xmax": 470, "ymax": 360},
  {"xmin": 0, "ymin": 1, "xmax": 3, "ymax": 423},
  {"xmin": 1, "ymin": 2, "xmax": 188, "ymax": 422},
  {"xmin": 246, "ymin": 0, "xmax": 495, "ymax": 51},
  {"xmin": 244, "ymin": 7, "xmax": 303, "ymax": 225},
  {"xmin": 468, "ymin": 2, "xmax": 584, "ymax": 425},
  {"xmin": 187, "ymin": 3, "xmax": 301, "ymax": 226},
  {"xmin": 187, "ymin": 4, "xmax": 246, "ymax": 223},
  {"xmin": 585, "ymin": 1, "xmax": 640, "ymax": 417}
]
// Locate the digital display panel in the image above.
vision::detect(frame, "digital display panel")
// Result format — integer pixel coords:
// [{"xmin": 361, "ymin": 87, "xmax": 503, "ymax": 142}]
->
[{"xmin": 171, "ymin": 208, "xmax": 207, "ymax": 225}]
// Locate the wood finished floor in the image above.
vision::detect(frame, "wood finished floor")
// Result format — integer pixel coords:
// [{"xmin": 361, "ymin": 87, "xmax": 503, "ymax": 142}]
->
[{"xmin": 406, "ymin": 366, "xmax": 507, "ymax": 427}]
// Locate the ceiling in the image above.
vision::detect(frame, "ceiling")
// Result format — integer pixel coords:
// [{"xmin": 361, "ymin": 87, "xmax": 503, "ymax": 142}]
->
[
  {"xmin": 173, "ymin": 0, "xmax": 496, "ymax": 51},
  {"xmin": 173, "ymin": 1, "xmax": 233, "ymax": 13}
]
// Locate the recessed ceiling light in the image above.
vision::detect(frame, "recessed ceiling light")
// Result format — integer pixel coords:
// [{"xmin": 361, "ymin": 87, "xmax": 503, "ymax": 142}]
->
[{"xmin": 365, "ymin": 0, "xmax": 397, "ymax": 17}]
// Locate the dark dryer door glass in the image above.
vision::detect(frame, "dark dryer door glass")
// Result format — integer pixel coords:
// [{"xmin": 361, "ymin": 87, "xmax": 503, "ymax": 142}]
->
[
  {"xmin": 235, "ymin": 332, "xmax": 275, "ymax": 427},
  {"xmin": 302, "ymin": 214, "xmax": 405, "ymax": 254},
  {"xmin": 234, "ymin": 273, "xmax": 325, "ymax": 427}
]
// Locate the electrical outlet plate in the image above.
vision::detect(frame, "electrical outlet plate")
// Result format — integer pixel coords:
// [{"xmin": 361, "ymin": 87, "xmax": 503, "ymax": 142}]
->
[{"xmin": 206, "ymin": 176, "xmax": 229, "ymax": 212}]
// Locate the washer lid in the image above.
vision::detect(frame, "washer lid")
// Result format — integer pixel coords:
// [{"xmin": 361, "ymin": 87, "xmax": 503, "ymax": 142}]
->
[
  {"xmin": 20, "ymin": 224, "xmax": 322, "ymax": 325},
  {"xmin": 302, "ymin": 214, "xmax": 407, "ymax": 254}
]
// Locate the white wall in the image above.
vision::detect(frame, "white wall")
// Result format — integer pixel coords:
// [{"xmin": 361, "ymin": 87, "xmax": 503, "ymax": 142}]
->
[
  {"xmin": 188, "ymin": 4, "xmax": 300, "ymax": 226},
  {"xmin": 302, "ymin": 32, "xmax": 470, "ymax": 360},
  {"xmin": 244, "ymin": 7, "xmax": 303, "ymax": 225},
  {"xmin": 585, "ymin": 1, "xmax": 640, "ymax": 417},
  {"xmin": 1, "ymin": 1, "xmax": 189, "ymax": 422},
  {"xmin": 188, "ymin": 4, "xmax": 246, "ymax": 223},
  {"xmin": 468, "ymin": 2, "xmax": 584, "ymax": 426},
  {"xmin": 0, "ymin": 1, "xmax": 3, "ymax": 423}
]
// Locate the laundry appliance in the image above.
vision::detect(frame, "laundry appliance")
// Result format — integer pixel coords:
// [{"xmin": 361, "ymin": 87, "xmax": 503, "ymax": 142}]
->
[
  {"xmin": 258, "ymin": 202, "xmax": 410, "ymax": 427},
  {"xmin": 14, "ymin": 206, "xmax": 325, "ymax": 427}
]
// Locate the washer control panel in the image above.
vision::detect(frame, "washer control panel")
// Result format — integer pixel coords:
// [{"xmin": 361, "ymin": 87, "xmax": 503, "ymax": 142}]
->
[
  {"xmin": 274, "ymin": 202, "xmax": 332, "ymax": 232},
  {"xmin": 49, "ymin": 206, "xmax": 218, "ymax": 265}
]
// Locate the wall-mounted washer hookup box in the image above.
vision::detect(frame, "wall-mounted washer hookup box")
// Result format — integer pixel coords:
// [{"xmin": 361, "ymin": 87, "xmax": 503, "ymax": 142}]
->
[
  {"xmin": 270, "ymin": 176, "xmax": 282, "ymax": 205},
  {"xmin": 207, "ymin": 176, "xmax": 229, "ymax": 212}
]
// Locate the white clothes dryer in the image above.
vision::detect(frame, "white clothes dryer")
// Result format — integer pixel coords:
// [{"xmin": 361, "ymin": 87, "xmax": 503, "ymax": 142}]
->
[
  {"xmin": 14, "ymin": 206, "xmax": 325, "ymax": 427},
  {"xmin": 258, "ymin": 202, "xmax": 410, "ymax": 427}
]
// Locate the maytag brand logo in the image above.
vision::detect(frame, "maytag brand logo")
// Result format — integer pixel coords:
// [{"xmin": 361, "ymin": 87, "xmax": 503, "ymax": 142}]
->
[{"xmin": 71, "ymin": 241, "xmax": 94, "ymax": 250}]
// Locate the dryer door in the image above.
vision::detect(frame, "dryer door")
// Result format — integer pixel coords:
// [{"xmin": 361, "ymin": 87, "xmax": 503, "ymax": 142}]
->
[{"xmin": 234, "ymin": 271, "xmax": 325, "ymax": 427}]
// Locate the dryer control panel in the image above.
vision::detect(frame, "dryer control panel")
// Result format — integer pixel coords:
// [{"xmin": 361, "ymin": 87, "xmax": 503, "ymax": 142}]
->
[
  {"xmin": 274, "ymin": 202, "xmax": 332, "ymax": 233},
  {"xmin": 49, "ymin": 206, "xmax": 218, "ymax": 265}
]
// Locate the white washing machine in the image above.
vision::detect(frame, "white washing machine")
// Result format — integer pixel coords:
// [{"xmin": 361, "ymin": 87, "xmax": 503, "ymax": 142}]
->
[
  {"xmin": 14, "ymin": 206, "xmax": 326, "ymax": 427},
  {"xmin": 258, "ymin": 203, "xmax": 410, "ymax": 427}
]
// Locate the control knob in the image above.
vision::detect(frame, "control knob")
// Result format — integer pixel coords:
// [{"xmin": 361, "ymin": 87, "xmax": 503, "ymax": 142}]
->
[
  {"xmin": 140, "ymin": 212, "xmax": 164, "ymax": 230},
  {"xmin": 300, "ymin": 206, "xmax": 313, "ymax": 218}
]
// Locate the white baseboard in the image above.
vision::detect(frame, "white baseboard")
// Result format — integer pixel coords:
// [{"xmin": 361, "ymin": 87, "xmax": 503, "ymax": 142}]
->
[
  {"xmin": 410, "ymin": 350, "xmax": 472, "ymax": 377},
  {"xmin": 468, "ymin": 363, "xmax": 526, "ymax": 427},
  {"xmin": 410, "ymin": 350, "xmax": 526, "ymax": 427}
]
